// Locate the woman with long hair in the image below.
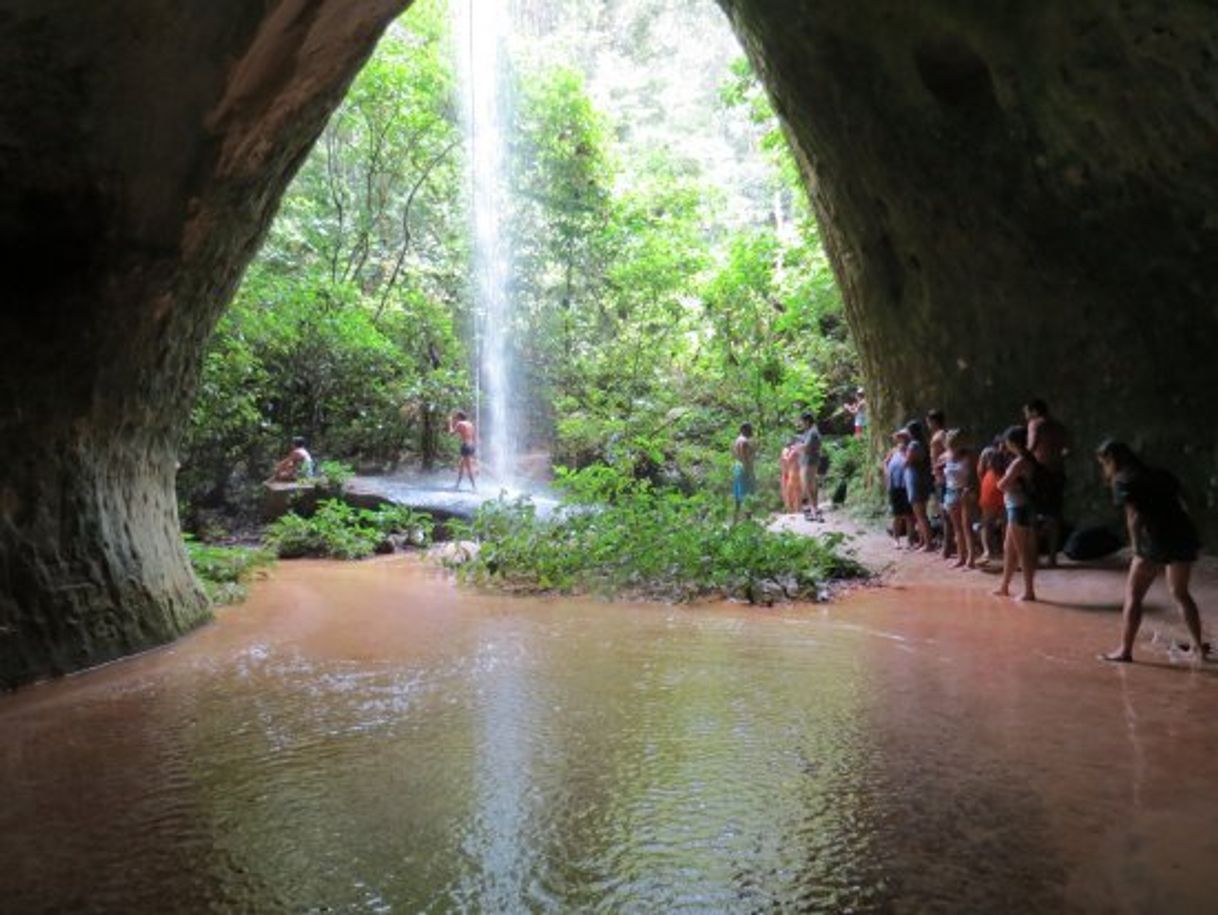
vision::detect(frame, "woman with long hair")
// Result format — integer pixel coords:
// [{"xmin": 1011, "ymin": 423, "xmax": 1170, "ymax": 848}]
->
[
  {"xmin": 1096, "ymin": 440, "xmax": 1209, "ymax": 662},
  {"xmin": 904, "ymin": 420, "xmax": 934, "ymax": 551},
  {"xmin": 993, "ymin": 425, "xmax": 1038, "ymax": 601}
]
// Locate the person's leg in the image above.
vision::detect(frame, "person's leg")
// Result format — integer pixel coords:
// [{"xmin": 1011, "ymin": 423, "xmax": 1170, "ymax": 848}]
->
[
  {"xmin": 960, "ymin": 499, "xmax": 977, "ymax": 568},
  {"xmin": 809, "ymin": 470, "xmax": 820, "ymax": 518},
  {"xmin": 948, "ymin": 504, "xmax": 966, "ymax": 567},
  {"xmin": 1104, "ymin": 557, "xmax": 1160, "ymax": 661},
  {"xmin": 455, "ymin": 456, "xmax": 465, "ymax": 489},
  {"xmin": 1016, "ymin": 524, "xmax": 1038, "ymax": 601},
  {"xmin": 468, "ymin": 455, "xmax": 477, "ymax": 490},
  {"xmin": 913, "ymin": 501, "xmax": 933, "ymax": 551},
  {"xmin": 1165, "ymin": 562, "xmax": 1206, "ymax": 655},
  {"xmin": 994, "ymin": 522, "xmax": 1016, "ymax": 596},
  {"xmin": 978, "ymin": 508, "xmax": 993, "ymax": 562}
]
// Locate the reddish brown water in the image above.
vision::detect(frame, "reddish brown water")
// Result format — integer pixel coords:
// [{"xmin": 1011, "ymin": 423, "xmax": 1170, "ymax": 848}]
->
[{"xmin": 3, "ymin": 557, "xmax": 1218, "ymax": 913}]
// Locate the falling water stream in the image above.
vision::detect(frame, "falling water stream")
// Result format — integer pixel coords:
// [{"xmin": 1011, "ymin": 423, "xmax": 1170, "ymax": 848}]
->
[{"xmin": 456, "ymin": 0, "xmax": 518, "ymax": 485}]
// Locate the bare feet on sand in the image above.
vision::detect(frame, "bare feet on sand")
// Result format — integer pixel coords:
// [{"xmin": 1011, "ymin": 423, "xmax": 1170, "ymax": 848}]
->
[{"xmin": 1101, "ymin": 649, "xmax": 1133, "ymax": 663}]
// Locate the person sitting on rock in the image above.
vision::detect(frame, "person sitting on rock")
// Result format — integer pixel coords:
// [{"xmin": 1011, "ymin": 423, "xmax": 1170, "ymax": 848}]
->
[
  {"xmin": 450, "ymin": 410, "xmax": 477, "ymax": 491},
  {"xmin": 271, "ymin": 436, "xmax": 313, "ymax": 482},
  {"xmin": 1097, "ymin": 440, "xmax": 1209, "ymax": 664}
]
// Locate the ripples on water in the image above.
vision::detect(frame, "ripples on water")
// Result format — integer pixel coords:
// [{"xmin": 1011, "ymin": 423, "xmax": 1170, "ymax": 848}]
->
[{"xmin": 2, "ymin": 560, "xmax": 1217, "ymax": 913}]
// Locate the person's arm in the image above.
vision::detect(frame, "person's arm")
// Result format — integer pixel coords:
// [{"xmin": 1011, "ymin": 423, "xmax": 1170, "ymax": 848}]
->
[
  {"xmin": 1124, "ymin": 504, "xmax": 1140, "ymax": 554},
  {"xmin": 1026, "ymin": 419, "xmax": 1039, "ymax": 455},
  {"xmin": 997, "ymin": 456, "xmax": 1024, "ymax": 492}
]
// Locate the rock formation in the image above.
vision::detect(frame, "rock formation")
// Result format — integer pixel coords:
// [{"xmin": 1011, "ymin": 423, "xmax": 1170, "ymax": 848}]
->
[
  {"xmin": 4, "ymin": 0, "xmax": 1218, "ymax": 683},
  {"xmin": 0, "ymin": 0, "xmax": 407, "ymax": 686},
  {"xmin": 719, "ymin": 0, "xmax": 1218, "ymax": 532}
]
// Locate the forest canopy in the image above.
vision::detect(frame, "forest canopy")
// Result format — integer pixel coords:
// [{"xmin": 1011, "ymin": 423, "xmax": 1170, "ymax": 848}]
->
[{"xmin": 178, "ymin": 0, "xmax": 860, "ymax": 528}]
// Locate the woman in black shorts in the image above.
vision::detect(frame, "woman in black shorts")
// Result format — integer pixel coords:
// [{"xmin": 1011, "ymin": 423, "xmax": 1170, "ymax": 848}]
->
[{"xmin": 1097, "ymin": 440, "xmax": 1209, "ymax": 662}]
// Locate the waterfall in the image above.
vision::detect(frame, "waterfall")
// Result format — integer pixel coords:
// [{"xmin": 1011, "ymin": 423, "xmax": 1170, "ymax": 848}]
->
[{"xmin": 456, "ymin": 0, "xmax": 518, "ymax": 486}]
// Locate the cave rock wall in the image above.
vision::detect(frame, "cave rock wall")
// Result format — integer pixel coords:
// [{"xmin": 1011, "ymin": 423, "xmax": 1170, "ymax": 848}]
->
[
  {"xmin": 721, "ymin": 0, "xmax": 1218, "ymax": 535},
  {"xmin": 0, "ymin": 0, "xmax": 407, "ymax": 686}
]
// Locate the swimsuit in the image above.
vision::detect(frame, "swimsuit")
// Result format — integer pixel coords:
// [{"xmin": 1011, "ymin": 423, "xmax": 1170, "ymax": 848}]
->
[
  {"xmin": 904, "ymin": 441, "xmax": 931, "ymax": 504},
  {"xmin": 732, "ymin": 461, "xmax": 756, "ymax": 502},
  {"xmin": 979, "ymin": 468, "xmax": 1003, "ymax": 514},
  {"xmin": 943, "ymin": 458, "xmax": 970, "ymax": 509},
  {"xmin": 1004, "ymin": 476, "xmax": 1031, "ymax": 527},
  {"xmin": 460, "ymin": 443, "xmax": 476, "ymax": 458},
  {"xmin": 1114, "ymin": 468, "xmax": 1200, "ymax": 564},
  {"xmin": 886, "ymin": 451, "xmax": 911, "ymax": 516}
]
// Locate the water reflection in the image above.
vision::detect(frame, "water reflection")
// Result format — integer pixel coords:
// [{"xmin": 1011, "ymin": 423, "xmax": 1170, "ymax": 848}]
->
[{"xmin": 2, "ymin": 561, "xmax": 1218, "ymax": 912}]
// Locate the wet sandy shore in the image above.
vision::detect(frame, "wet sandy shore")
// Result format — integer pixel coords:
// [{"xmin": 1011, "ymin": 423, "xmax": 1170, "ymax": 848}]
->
[{"xmin": 776, "ymin": 505, "xmax": 1218, "ymax": 666}]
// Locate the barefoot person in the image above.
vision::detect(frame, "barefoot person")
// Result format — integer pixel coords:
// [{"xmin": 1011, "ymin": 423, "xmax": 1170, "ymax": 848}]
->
[
  {"xmin": 798, "ymin": 412, "xmax": 823, "ymax": 521},
  {"xmin": 927, "ymin": 409, "xmax": 951, "ymax": 555},
  {"xmin": 1025, "ymin": 398, "xmax": 1070, "ymax": 566},
  {"xmin": 976, "ymin": 434, "xmax": 1008, "ymax": 564},
  {"xmin": 731, "ymin": 422, "xmax": 757, "ymax": 523},
  {"xmin": 904, "ymin": 420, "xmax": 934, "ymax": 551},
  {"xmin": 1097, "ymin": 440, "xmax": 1209, "ymax": 663},
  {"xmin": 449, "ymin": 410, "xmax": 477, "ymax": 491},
  {"xmin": 270, "ymin": 436, "xmax": 313, "ymax": 482},
  {"xmin": 994, "ymin": 426, "xmax": 1038, "ymax": 601},
  {"xmin": 844, "ymin": 388, "xmax": 868, "ymax": 438},
  {"xmin": 942, "ymin": 429, "xmax": 978, "ymax": 569},
  {"xmin": 780, "ymin": 436, "xmax": 803, "ymax": 513},
  {"xmin": 883, "ymin": 428, "xmax": 913, "ymax": 548}
]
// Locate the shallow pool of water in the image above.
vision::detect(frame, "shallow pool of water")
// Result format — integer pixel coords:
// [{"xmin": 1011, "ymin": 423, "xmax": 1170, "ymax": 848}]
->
[{"xmin": 3, "ymin": 558, "xmax": 1218, "ymax": 913}]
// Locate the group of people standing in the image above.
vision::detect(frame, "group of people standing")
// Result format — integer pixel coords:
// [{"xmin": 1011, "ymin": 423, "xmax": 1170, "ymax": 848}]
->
[
  {"xmin": 732, "ymin": 411, "xmax": 827, "ymax": 524},
  {"xmin": 880, "ymin": 398, "xmax": 1208, "ymax": 663},
  {"xmin": 882, "ymin": 400, "xmax": 1068, "ymax": 601}
]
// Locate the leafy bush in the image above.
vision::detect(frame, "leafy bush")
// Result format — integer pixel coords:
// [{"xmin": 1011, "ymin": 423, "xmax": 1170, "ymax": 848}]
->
[
  {"xmin": 448, "ymin": 469, "xmax": 864, "ymax": 603},
  {"xmin": 184, "ymin": 536, "xmax": 275, "ymax": 605},
  {"xmin": 265, "ymin": 499, "xmax": 434, "ymax": 559}
]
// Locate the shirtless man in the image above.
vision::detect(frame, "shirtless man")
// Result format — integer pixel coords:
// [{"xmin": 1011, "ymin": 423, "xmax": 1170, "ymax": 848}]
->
[
  {"xmin": 731, "ymin": 422, "xmax": 757, "ymax": 523},
  {"xmin": 1024, "ymin": 398, "xmax": 1070, "ymax": 566},
  {"xmin": 449, "ymin": 410, "xmax": 477, "ymax": 491}
]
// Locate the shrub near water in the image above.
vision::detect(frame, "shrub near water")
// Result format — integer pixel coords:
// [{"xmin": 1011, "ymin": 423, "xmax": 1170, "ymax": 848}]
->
[
  {"xmin": 266, "ymin": 500, "xmax": 435, "ymax": 560},
  {"xmin": 184, "ymin": 537, "xmax": 275, "ymax": 605},
  {"xmin": 450, "ymin": 468, "xmax": 864, "ymax": 603}
]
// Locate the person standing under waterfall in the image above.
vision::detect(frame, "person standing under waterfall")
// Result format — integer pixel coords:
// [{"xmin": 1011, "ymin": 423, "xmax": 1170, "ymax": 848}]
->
[
  {"xmin": 731, "ymin": 422, "xmax": 757, "ymax": 523},
  {"xmin": 449, "ymin": 411, "xmax": 477, "ymax": 491}
]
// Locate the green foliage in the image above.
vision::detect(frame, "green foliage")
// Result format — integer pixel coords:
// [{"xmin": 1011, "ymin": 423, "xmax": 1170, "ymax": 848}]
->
[
  {"xmin": 265, "ymin": 499, "xmax": 433, "ymax": 560},
  {"xmin": 181, "ymin": 6, "xmax": 868, "ymax": 533},
  {"xmin": 184, "ymin": 536, "xmax": 275, "ymax": 606},
  {"xmin": 450, "ymin": 467, "xmax": 863, "ymax": 602},
  {"xmin": 317, "ymin": 460, "xmax": 356, "ymax": 490}
]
